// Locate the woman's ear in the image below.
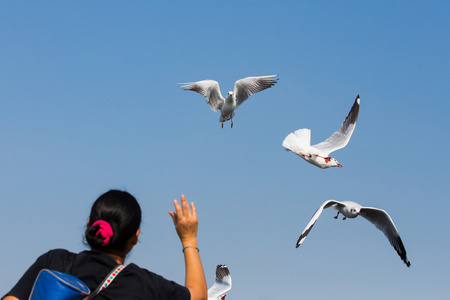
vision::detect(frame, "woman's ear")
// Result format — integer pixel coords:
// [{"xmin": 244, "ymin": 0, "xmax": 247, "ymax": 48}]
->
[{"xmin": 131, "ymin": 229, "xmax": 141, "ymax": 246}]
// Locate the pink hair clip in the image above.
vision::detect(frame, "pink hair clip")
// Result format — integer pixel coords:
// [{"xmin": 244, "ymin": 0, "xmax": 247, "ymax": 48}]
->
[{"xmin": 93, "ymin": 220, "xmax": 114, "ymax": 246}]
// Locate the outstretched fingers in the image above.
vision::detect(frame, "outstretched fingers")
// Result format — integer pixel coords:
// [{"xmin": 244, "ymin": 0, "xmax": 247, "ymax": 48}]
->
[
  {"xmin": 180, "ymin": 194, "xmax": 192, "ymax": 218},
  {"xmin": 190, "ymin": 201, "xmax": 197, "ymax": 219},
  {"xmin": 169, "ymin": 199, "xmax": 180, "ymax": 222},
  {"xmin": 170, "ymin": 195, "xmax": 192, "ymax": 221},
  {"xmin": 169, "ymin": 195, "xmax": 198, "ymax": 243}
]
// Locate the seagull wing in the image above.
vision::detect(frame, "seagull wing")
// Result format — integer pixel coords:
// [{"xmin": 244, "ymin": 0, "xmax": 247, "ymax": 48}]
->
[
  {"xmin": 312, "ymin": 95, "xmax": 360, "ymax": 156},
  {"xmin": 296, "ymin": 200, "xmax": 345, "ymax": 248},
  {"xmin": 359, "ymin": 207, "xmax": 411, "ymax": 267},
  {"xmin": 207, "ymin": 265, "xmax": 232, "ymax": 300},
  {"xmin": 180, "ymin": 80, "xmax": 225, "ymax": 112},
  {"xmin": 233, "ymin": 75, "xmax": 278, "ymax": 107}
]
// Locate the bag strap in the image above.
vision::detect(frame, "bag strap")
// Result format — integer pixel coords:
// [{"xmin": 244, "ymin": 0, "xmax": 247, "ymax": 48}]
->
[{"xmin": 85, "ymin": 264, "xmax": 126, "ymax": 300}]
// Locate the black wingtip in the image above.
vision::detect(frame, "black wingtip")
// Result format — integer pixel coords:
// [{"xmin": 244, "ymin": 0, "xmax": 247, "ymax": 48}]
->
[
  {"xmin": 403, "ymin": 255, "xmax": 411, "ymax": 268},
  {"xmin": 295, "ymin": 235, "xmax": 305, "ymax": 248},
  {"xmin": 347, "ymin": 95, "xmax": 360, "ymax": 125},
  {"xmin": 215, "ymin": 265, "xmax": 230, "ymax": 280},
  {"xmin": 395, "ymin": 239, "xmax": 411, "ymax": 268}
]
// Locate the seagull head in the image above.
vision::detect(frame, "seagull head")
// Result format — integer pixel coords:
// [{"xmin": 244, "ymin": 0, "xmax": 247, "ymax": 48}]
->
[
  {"xmin": 225, "ymin": 91, "xmax": 234, "ymax": 102},
  {"xmin": 349, "ymin": 207, "xmax": 360, "ymax": 218},
  {"xmin": 330, "ymin": 157, "xmax": 342, "ymax": 168}
]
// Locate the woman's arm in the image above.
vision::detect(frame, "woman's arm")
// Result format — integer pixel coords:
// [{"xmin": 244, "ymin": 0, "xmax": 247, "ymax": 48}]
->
[{"xmin": 169, "ymin": 195, "xmax": 207, "ymax": 300}]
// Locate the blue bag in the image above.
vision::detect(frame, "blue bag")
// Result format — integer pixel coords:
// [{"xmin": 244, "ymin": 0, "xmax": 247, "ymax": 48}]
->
[
  {"xmin": 29, "ymin": 269, "xmax": 90, "ymax": 300},
  {"xmin": 28, "ymin": 264, "xmax": 126, "ymax": 300}
]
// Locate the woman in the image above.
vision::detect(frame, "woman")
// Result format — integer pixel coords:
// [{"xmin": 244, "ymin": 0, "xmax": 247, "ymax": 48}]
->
[{"xmin": 2, "ymin": 190, "xmax": 207, "ymax": 300}]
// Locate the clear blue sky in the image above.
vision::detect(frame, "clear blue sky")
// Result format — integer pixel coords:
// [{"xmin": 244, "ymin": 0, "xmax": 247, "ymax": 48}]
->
[{"xmin": 1, "ymin": 1, "xmax": 449, "ymax": 299}]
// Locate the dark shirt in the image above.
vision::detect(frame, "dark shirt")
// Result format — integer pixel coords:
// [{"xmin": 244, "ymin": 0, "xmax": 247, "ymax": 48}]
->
[{"xmin": 3, "ymin": 249, "xmax": 190, "ymax": 300}]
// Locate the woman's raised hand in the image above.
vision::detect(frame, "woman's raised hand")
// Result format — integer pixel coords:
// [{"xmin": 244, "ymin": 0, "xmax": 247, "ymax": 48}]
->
[{"xmin": 169, "ymin": 194, "xmax": 198, "ymax": 245}]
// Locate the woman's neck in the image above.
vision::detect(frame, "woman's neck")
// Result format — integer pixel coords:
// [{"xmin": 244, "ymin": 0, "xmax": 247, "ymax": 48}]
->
[{"xmin": 93, "ymin": 249, "xmax": 125, "ymax": 265}]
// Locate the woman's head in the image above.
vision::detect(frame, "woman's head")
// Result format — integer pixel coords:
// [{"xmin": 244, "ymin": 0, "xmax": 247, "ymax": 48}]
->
[{"xmin": 85, "ymin": 190, "xmax": 142, "ymax": 253}]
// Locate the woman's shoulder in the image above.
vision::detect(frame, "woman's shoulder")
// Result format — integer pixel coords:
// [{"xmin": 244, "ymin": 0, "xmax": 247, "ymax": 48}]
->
[
  {"xmin": 116, "ymin": 264, "xmax": 190, "ymax": 298},
  {"xmin": 124, "ymin": 264, "xmax": 187, "ymax": 287},
  {"xmin": 123, "ymin": 263, "xmax": 153, "ymax": 277},
  {"xmin": 45, "ymin": 248, "xmax": 76, "ymax": 256},
  {"xmin": 28, "ymin": 248, "xmax": 78, "ymax": 273},
  {"xmin": 124, "ymin": 263, "xmax": 167, "ymax": 276},
  {"xmin": 35, "ymin": 248, "xmax": 75, "ymax": 262}
]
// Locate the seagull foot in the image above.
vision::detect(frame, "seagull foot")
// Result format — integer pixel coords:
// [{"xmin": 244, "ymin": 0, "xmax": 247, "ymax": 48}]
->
[
  {"xmin": 231, "ymin": 119, "xmax": 233, "ymax": 128},
  {"xmin": 343, "ymin": 217, "xmax": 347, "ymax": 220},
  {"xmin": 222, "ymin": 122, "xmax": 224, "ymax": 128},
  {"xmin": 334, "ymin": 212, "xmax": 340, "ymax": 219}
]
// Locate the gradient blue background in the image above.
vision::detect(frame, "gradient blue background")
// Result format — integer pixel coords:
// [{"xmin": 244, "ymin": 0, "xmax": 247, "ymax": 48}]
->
[{"xmin": 1, "ymin": 1, "xmax": 449, "ymax": 299}]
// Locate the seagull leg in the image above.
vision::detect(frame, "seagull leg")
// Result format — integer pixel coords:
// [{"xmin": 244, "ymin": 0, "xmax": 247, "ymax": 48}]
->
[
  {"xmin": 342, "ymin": 217, "xmax": 347, "ymax": 220},
  {"xmin": 334, "ymin": 212, "xmax": 340, "ymax": 219},
  {"xmin": 231, "ymin": 118, "xmax": 233, "ymax": 128},
  {"xmin": 222, "ymin": 122, "xmax": 224, "ymax": 128}
]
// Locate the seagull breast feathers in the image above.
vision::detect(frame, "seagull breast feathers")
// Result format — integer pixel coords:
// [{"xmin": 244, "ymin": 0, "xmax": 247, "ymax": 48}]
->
[
  {"xmin": 180, "ymin": 80, "xmax": 225, "ymax": 112},
  {"xmin": 233, "ymin": 75, "xmax": 278, "ymax": 107}
]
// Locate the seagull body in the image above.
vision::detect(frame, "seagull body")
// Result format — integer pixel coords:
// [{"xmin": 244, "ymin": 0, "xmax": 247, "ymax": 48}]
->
[
  {"xmin": 180, "ymin": 75, "xmax": 278, "ymax": 128},
  {"xmin": 208, "ymin": 265, "xmax": 232, "ymax": 300},
  {"xmin": 296, "ymin": 200, "xmax": 411, "ymax": 267},
  {"xmin": 282, "ymin": 95, "xmax": 360, "ymax": 168}
]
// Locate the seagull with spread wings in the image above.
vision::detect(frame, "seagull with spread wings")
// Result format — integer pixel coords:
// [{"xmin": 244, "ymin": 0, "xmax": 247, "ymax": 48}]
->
[
  {"xmin": 296, "ymin": 200, "xmax": 411, "ymax": 267},
  {"xmin": 283, "ymin": 95, "xmax": 360, "ymax": 168},
  {"xmin": 180, "ymin": 75, "xmax": 278, "ymax": 128}
]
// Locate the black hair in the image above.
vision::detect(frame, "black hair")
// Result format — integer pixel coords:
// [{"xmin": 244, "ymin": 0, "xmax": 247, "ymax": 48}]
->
[{"xmin": 85, "ymin": 190, "xmax": 142, "ymax": 253}]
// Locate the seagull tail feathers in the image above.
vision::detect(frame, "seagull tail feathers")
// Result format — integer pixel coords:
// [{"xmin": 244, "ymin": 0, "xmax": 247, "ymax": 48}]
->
[{"xmin": 282, "ymin": 128, "xmax": 311, "ymax": 153}]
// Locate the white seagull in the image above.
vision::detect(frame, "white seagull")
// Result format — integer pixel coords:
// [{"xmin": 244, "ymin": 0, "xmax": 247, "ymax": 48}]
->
[
  {"xmin": 208, "ymin": 265, "xmax": 232, "ymax": 300},
  {"xmin": 179, "ymin": 75, "xmax": 278, "ymax": 128},
  {"xmin": 282, "ymin": 95, "xmax": 360, "ymax": 168},
  {"xmin": 296, "ymin": 200, "xmax": 411, "ymax": 267}
]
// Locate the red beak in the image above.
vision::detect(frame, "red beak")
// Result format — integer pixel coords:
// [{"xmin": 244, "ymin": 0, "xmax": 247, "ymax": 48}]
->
[{"xmin": 337, "ymin": 163, "xmax": 342, "ymax": 168}]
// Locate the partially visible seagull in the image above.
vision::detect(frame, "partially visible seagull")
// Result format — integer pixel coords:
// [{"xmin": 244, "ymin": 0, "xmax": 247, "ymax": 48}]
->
[
  {"xmin": 296, "ymin": 200, "xmax": 411, "ymax": 267},
  {"xmin": 208, "ymin": 265, "xmax": 232, "ymax": 300},
  {"xmin": 282, "ymin": 95, "xmax": 360, "ymax": 168},
  {"xmin": 180, "ymin": 75, "xmax": 278, "ymax": 128}
]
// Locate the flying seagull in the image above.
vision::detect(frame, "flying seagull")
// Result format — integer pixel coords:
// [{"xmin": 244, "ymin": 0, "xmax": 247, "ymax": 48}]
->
[
  {"xmin": 180, "ymin": 75, "xmax": 278, "ymax": 128},
  {"xmin": 282, "ymin": 95, "xmax": 360, "ymax": 168},
  {"xmin": 296, "ymin": 200, "xmax": 411, "ymax": 267},
  {"xmin": 208, "ymin": 265, "xmax": 232, "ymax": 300}
]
